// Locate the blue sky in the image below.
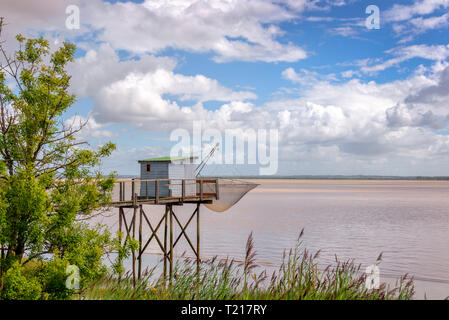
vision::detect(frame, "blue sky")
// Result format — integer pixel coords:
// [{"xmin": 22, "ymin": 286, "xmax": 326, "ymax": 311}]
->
[{"xmin": 2, "ymin": 0, "xmax": 449, "ymax": 176}]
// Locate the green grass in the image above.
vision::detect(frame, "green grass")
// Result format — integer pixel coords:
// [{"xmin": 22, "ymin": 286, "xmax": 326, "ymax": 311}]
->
[{"xmin": 80, "ymin": 230, "xmax": 415, "ymax": 300}]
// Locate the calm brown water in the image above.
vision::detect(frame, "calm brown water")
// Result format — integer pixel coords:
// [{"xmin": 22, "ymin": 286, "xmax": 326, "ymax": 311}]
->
[{"xmin": 96, "ymin": 179, "xmax": 449, "ymax": 299}]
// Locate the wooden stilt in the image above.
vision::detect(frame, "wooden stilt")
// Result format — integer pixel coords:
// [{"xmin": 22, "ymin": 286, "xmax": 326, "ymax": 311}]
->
[
  {"xmin": 164, "ymin": 205, "xmax": 168, "ymax": 281},
  {"xmin": 169, "ymin": 205, "xmax": 174, "ymax": 282},
  {"xmin": 138, "ymin": 204, "xmax": 143, "ymax": 280},
  {"xmin": 197, "ymin": 203, "xmax": 200, "ymax": 276},
  {"xmin": 118, "ymin": 207, "xmax": 123, "ymax": 282},
  {"xmin": 132, "ymin": 206, "xmax": 136, "ymax": 286}
]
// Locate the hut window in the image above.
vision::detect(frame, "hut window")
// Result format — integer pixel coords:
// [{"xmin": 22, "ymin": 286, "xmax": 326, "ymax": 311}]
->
[{"xmin": 146, "ymin": 163, "xmax": 151, "ymax": 172}]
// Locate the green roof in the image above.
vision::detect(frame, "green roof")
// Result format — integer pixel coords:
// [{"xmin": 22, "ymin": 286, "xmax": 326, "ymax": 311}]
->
[{"xmin": 138, "ymin": 156, "xmax": 198, "ymax": 162}]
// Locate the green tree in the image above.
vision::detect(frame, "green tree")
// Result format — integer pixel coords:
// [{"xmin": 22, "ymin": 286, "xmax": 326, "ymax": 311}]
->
[{"xmin": 0, "ymin": 19, "xmax": 116, "ymax": 298}]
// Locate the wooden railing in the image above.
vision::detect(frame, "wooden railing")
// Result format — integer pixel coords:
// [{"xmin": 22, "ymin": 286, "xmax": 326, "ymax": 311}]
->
[{"xmin": 113, "ymin": 178, "xmax": 219, "ymax": 204}]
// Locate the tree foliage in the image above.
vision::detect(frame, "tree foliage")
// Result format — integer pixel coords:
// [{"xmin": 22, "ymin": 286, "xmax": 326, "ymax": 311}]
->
[{"xmin": 0, "ymin": 19, "xmax": 117, "ymax": 298}]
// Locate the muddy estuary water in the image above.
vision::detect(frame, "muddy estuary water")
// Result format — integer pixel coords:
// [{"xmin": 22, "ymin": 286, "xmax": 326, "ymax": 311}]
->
[{"xmin": 95, "ymin": 179, "xmax": 449, "ymax": 299}]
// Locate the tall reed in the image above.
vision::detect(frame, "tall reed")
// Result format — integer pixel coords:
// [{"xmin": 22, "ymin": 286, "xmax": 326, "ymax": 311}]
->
[{"xmin": 81, "ymin": 230, "xmax": 415, "ymax": 300}]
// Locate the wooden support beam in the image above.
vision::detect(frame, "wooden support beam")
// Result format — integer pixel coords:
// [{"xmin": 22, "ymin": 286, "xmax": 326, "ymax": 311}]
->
[
  {"xmin": 182, "ymin": 180, "xmax": 185, "ymax": 202},
  {"xmin": 166, "ymin": 207, "xmax": 198, "ymax": 256},
  {"xmin": 118, "ymin": 207, "xmax": 123, "ymax": 281},
  {"xmin": 163, "ymin": 205, "xmax": 168, "ymax": 281},
  {"xmin": 138, "ymin": 205, "xmax": 143, "ymax": 280},
  {"xmin": 121, "ymin": 211, "xmax": 133, "ymax": 244},
  {"xmin": 155, "ymin": 180, "xmax": 159, "ymax": 204},
  {"xmin": 131, "ymin": 179, "xmax": 135, "ymax": 202},
  {"xmin": 132, "ymin": 206, "xmax": 136, "ymax": 286},
  {"xmin": 197, "ymin": 203, "xmax": 200, "ymax": 275},
  {"xmin": 140, "ymin": 209, "xmax": 166, "ymax": 253},
  {"xmin": 215, "ymin": 179, "xmax": 219, "ymax": 200},
  {"xmin": 169, "ymin": 205, "xmax": 174, "ymax": 282},
  {"xmin": 138, "ymin": 209, "xmax": 166, "ymax": 257},
  {"xmin": 169, "ymin": 210, "xmax": 197, "ymax": 256}
]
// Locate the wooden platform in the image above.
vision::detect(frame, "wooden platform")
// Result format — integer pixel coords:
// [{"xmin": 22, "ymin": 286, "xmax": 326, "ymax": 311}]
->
[
  {"xmin": 111, "ymin": 195, "xmax": 216, "ymax": 207},
  {"xmin": 111, "ymin": 178, "xmax": 219, "ymax": 207}
]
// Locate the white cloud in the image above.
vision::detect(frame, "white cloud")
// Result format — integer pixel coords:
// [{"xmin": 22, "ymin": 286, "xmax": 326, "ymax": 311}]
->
[
  {"xmin": 384, "ymin": 0, "xmax": 449, "ymax": 22},
  {"xmin": 80, "ymin": 0, "xmax": 307, "ymax": 63},
  {"xmin": 4, "ymin": 0, "xmax": 449, "ymax": 175},
  {"xmin": 0, "ymin": 0, "xmax": 74, "ymax": 34},
  {"xmin": 68, "ymin": 43, "xmax": 177, "ymax": 98},
  {"xmin": 1, "ymin": 0, "xmax": 312, "ymax": 63},
  {"xmin": 385, "ymin": 0, "xmax": 449, "ymax": 41},
  {"xmin": 282, "ymin": 67, "xmax": 337, "ymax": 84},
  {"xmin": 101, "ymin": 145, "xmax": 168, "ymax": 175},
  {"xmin": 331, "ymin": 26, "xmax": 358, "ymax": 37},
  {"xmin": 340, "ymin": 69, "xmax": 360, "ymax": 78},
  {"xmin": 360, "ymin": 44, "xmax": 449, "ymax": 73},
  {"xmin": 85, "ymin": 61, "xmax": 449, "ymax": 169},
  {"xmin": 252, "ymin": 64, "xmax": 449, "ymax": 170},
  {"xmin": 409, "ymin": 12, "xmax": 449, "ymax": 31},
  {"xmin": 405, "ymin": 64, "xmax": 449, "ymax": 104},
  {"xmin": 66, "ymin": 115, "xmax": 118, "ymax": 141},
  {"xmin": 68, "ymin": 45, "xmax": 257, "ymax": 130},
  {"xmin": 93, "ymin": 70, "xmax": 256, "ymax": 127}
]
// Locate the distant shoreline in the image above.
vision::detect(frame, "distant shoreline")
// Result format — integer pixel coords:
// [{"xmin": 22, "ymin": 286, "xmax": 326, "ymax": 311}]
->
[
  {"xmin": 114, "ymin": 174, "xmax": 449, "ymax": 181},
  {"xmin": 217, "ymin": 176, "xmax": 449, "ymax": 181}
]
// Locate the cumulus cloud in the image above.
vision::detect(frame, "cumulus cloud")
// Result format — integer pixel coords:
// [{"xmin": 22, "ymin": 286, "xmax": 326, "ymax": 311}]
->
[
  {"xmin": 4, "ymin": 0, "xmax": 449, "ymax": 175},
  {"xmin": 405, "ymin": 65, "xmax": 449, "ymax": 104},
  {"xmin": 386, "ymin": 65, "xmax": 449, "ymax": 130},
  {"xmin": 251, "ymin": 65, "xmax": 449, "ymax": 167},
  {"xmin": 82, "ymin": 0, "xmax": 308, "ymax": 63},
  {"xmin": 68, "ymin": 44, "xmax": 257, "ymax": 131},
  {"xmin": 78, "ymin": 58, "xmax": 449, "ymax": 167},
  {"xmin": 67, "ymin": 44, "xmax": 449, "ymax": 172},
  {"xmin": 386, "ymin": 103, "xmax": 449, "ymax": 129},
  {"xmin": 93, "ymin": 70, "xmax": 256, "ymax": 126},
  {"xmin": 68, "ymin": 43, "xmax": 177, "ymax": 97},
  {"xmin": 1, "ymin": 0, "xmax": 313, "ymax": 63}
]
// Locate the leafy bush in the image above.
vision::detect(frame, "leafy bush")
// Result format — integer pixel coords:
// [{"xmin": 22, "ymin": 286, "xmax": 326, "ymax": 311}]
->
[
  {"xmin": 1, "ymin": 262, "xmax": 42, "ymax": 300},
  {"xmin": 37, "ymin": 259, "xmax": 74, "ymax": 300}
]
